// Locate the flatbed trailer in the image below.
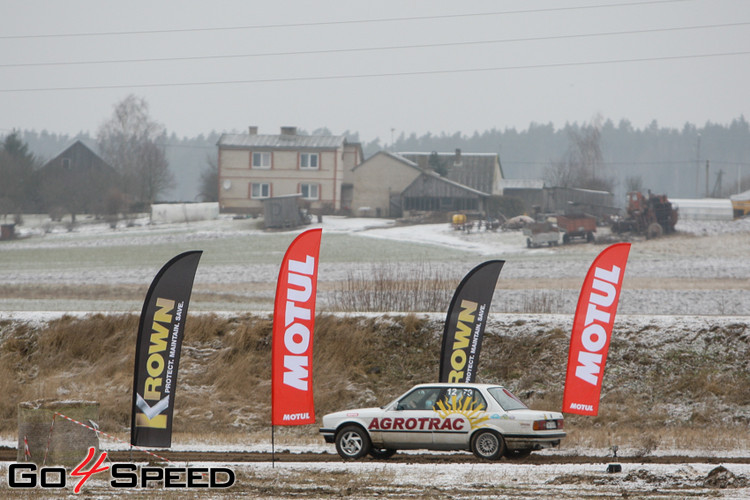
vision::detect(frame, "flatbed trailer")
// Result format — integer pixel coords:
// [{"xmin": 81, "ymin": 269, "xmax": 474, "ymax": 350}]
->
[
  {"xmin": 523, "ymin": 221, "xmax": 560, "ymax": 248},
  {"xmin": 556, "ymin": 214, "xmax": 596, "ymax": 244}
]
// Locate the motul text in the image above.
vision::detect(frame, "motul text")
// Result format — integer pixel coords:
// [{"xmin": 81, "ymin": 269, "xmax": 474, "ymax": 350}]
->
[
  {"xmin": 282, "ymin": 255, "xmax": 316, "ymax": 391},
  {"xmin": 574, "ymin": 264, "xmax": 622, "ymax": 386}
]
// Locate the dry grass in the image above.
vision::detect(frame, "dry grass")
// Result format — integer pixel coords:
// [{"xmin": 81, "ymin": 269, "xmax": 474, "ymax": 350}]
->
[
  {"xmin": 562, "ymin": 425, "xmax": 750, "ymax": 456},
  {"xmin": 328, "ymin": 261, "xmax": 455, "ymax": 312},
  {"xmin": 1, "ymin": 313, "xmax": 748, "ymax": 453},
  {"xmin": 518, "ymin": 289, "xmax": 568, "ymax": 314}
]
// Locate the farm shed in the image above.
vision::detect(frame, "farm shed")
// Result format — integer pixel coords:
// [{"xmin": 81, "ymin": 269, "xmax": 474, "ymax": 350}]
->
[
  {"xmin": 400, "ymin": 172, "xmax": 489, "ymax": 213},
  {"xmin": 542, "ymin": 186, "xmax": 617, "ymax": 219},
  {"xmin": 498, "ymin": 178, "xmax": 545, "ymax": 214},
  {"xmin": 38, "ymin": 140, "xmax": 119, "ymax": 220},
  {"xmin": 399, "ymin": 150, "xmax": 504, "ymax": 195},
  {"xmin": 350, "ymin": 151, "xmax": 423, "ymax": 217},
  {"xmin": 670, "ymin": 198, "xmax": 734, "ymax": 221},
  {"xmin": 262, "ymin": 194, "xmax": 310, "ymax": 229},
  {"xmin": 730, "ymin": 190, "xmax": 750, "ymax": 218}
]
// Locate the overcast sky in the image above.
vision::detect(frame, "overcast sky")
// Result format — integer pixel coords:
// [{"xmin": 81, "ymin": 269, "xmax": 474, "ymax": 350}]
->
[{"xmin": 1, "ymin": 0, "xmax": 748, "ymax": 144}]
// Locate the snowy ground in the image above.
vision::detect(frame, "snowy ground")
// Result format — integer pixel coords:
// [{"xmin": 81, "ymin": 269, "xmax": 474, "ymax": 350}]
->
[
  {"xmin": 3, "ymin": 424, "xmax": 750, "ymax": 498},
  {"xmin": 2, "ymin": 459, "xmax": 749, "ymax": 498},
  {"xmin": 1, "ymin": 214, "xmax": 749, "ymax": 497},
  {"xmin": 1, "ymin": 213, "xmax": 749, "ymax": 315}
]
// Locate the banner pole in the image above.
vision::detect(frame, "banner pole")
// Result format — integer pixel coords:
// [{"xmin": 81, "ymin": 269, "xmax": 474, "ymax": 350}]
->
[{"xmin": 271, "ymin": 425, "xmax": 275, "ymax": 468}]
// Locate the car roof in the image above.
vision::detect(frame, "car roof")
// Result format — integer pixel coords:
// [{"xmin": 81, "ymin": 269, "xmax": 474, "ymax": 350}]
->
[{"xmin": 409, "ymin": 382, "xmax": 504, "ymax": 390}]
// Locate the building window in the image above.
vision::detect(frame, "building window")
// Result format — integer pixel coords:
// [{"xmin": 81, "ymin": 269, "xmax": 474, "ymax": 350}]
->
[
  {"xmin": 61, "ymin": 157, "xmax": 72, "ymax": 169},
  {"xmin": 251, "ymin": 182, "xmax": 270, "ymax": 199},
  {"xmin": 252, "ymin": 152, "xmax": 271, "ymax": 169},
  {"xmin": 300, "ymin": 183, "xmax": 319, "ymax": 200},
  {"xmin": 300, "ymin": 153, "xmax": 319, "ymax": 170}
]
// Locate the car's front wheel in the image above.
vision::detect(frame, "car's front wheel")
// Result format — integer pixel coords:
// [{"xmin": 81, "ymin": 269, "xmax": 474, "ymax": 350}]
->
[
  {"xmin": 471, "ymin": 430, "xmax": 505, "ymax": 460},
  {"xmin": 335, "ymin": 425, "xmax": 371, "ymax": 460},
  {"xmin": 369, "ymin": 448, "xmax": 397, "ymax": 459}
]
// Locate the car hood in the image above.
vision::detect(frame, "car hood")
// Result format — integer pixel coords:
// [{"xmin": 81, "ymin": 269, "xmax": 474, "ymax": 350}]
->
[{"xmin": 322, "ymin": 407, "xmax": 382, "ymax": 423}]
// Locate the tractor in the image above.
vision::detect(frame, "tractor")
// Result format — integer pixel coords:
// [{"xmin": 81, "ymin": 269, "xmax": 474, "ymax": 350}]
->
[{"xmin": 611, "ymin": 191, "xmax": 678, "ymax": 239}]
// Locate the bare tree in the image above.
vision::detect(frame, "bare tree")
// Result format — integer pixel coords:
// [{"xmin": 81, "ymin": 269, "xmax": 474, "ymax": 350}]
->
[
  {"xmin": 544, "ymin": 157, "xmax": 577, "ymax": 189},
  {"xmin": 199, "ymin": 155, "xmax": 218, "ymax": 202},
  {"xmin": 96, "ymin": 95, "xmax": 174, "ymax": 208},
  {"xmin": 545, "ymin": 118, "xmax": 615, "ymax": 192}
]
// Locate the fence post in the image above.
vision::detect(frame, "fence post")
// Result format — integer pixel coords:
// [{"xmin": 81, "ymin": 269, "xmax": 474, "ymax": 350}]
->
[{"xmin": 17, "ymin": 400, "xmax": 100, "ymax": 467}]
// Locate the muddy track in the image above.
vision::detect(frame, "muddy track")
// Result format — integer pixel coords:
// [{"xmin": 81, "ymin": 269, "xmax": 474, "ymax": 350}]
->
[{"xmin": 2, "ymin": 447, "xmax": 748, "ymax": 464}]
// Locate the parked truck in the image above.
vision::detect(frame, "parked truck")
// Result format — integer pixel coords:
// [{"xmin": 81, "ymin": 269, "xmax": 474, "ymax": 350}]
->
[{"xmin": 556, "ymin": 214, "xmax": 597, "ymax": 244}]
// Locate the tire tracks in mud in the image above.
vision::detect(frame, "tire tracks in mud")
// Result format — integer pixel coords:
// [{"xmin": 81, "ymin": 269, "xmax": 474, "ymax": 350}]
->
[{"xmin": 1, "ymin": 447, "xmax": 748, "ymax": 464}]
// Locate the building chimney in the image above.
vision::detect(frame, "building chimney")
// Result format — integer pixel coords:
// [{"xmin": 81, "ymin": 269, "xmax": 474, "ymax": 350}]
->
[
  {"xmin": 454, "ymin": 148, "xmax": 462, "ymax": 166},
  {"xmin": 280, "ymin": 126, "xmax": 297, "ymax": 136},
  {"xmin": 248, "ymin": 126, "xmax": 258, "ymax": 135}
]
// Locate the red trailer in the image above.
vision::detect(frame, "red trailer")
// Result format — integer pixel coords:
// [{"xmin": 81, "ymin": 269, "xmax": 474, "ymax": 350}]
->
[{"xmin": 556, "ymin": 214, "xmax": 596, "ymax": 244}]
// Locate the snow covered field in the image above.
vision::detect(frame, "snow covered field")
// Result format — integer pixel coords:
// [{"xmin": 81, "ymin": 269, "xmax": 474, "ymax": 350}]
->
[
  {"xmin": 1, "ymin": 214, "xmax": 749, "ymax": 315},
  {"xmin": 1, "ymin": 214, "xmax": 749, "ymax": 497},
  {"xmin": 2, "ymin": 458, "xmax": 749, "ymax": 498}
]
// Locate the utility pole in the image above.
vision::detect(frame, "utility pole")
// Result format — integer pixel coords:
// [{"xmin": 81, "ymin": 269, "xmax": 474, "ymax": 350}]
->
[
  {"xmin": 695, "ymin": 133, "xmax": 701, "ymax": 198},
  {"xmin": 705, "ymin": 160, "xmax": 709, "ymax": 198},
  {"xmin": 739, "ymin": 165, "xmax": 743, "ymax": 194}
]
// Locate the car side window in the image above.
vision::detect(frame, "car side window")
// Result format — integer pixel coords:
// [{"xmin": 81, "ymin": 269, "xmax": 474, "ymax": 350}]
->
[
  {"xmin": 436, "ymin": 387, "xmax": 487, "ymax": 412},
  {"xmin": 398, "ymin": 387, "xmax": 442, "ymax": 411}
]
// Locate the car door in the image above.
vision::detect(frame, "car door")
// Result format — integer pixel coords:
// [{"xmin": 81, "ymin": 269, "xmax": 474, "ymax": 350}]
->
[
  {"xmin": 379, "ymin": 386, "xmax": 443, "ymax": 449},
  {"xmin": 432, "ymin": 386, "xmax": 489, "ymax": 449}
]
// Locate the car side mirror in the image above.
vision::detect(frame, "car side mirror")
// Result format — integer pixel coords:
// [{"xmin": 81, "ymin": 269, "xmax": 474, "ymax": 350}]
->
[{"xmin": 396, "ymin": 403, "xmax": 404, "ymax": 411}]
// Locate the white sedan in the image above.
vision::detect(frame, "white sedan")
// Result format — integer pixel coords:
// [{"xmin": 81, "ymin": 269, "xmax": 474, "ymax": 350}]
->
[{"xmin": 320, "ymin": 383, "xmax": 565, "ymax": 460}]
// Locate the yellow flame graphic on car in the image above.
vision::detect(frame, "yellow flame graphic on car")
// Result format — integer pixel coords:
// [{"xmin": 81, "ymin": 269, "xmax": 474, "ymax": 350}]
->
[{"xmin": 435, "ymin": 396, "xmax": 489, "ymax": 429}]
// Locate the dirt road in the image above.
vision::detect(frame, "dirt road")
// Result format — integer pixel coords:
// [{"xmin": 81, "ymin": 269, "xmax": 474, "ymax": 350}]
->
[
  {"xmin": 3, "ymin": 448, "xmax": 750, "ymax": 499},
  {"xmin": 2, "ymin": 446, "xmax": 748, "ymax": 465}
]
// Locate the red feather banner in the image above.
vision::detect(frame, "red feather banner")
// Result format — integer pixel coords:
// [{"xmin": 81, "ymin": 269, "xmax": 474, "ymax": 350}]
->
[
  {"xmin": 272, "ymin": 229, "xmax": 322, "ymax": 426},
  {"xmin": 563, "ymin": 243, "xmax": 631, "ymax": 416}
]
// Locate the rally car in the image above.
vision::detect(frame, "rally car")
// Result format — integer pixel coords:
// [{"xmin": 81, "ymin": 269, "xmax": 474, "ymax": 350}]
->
[{"xmin": 320, "ymin": 383, "xmax": 565, "ymax": 460}]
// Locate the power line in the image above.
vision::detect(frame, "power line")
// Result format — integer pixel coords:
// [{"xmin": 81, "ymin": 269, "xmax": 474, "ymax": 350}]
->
[
  {"xmin": 0, "ymin": 0, "xmax": 689, "ymax": 40},
  {"xmin": 3, "ymin": 20, "xmax": 747, "ymax": 69},
  {"xmin": 507, "ymin": 159, "xmax": 750, "ymax": 167},
  {"xmin": 2, "ymin": 49, "xmax": 749, "ymax": 93}
]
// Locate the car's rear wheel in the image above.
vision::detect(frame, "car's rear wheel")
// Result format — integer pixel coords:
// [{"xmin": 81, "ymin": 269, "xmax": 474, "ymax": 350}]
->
[
  {"xmin": 335, "ymin": 425, "xmax": 371, "ymax": 460},
  {"xmin": 471, "ymin": 430, "xmax": 505, "ymax": 460},
  {"xmin": 504, "ymin": 448, "xmax": 532, "ymax": 459},
  {"xmin": 369, "ymin": 448, "xmax": 397, "ymax": 459}
]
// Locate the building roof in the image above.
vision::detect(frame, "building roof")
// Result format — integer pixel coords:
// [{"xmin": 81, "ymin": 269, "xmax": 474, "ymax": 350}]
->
[
  {"xmin": 399, "ymin": 151, "xmax": 498, "ymax": 157},
  {"xmin": 499, "ymin": 178, "xmax": 545, "ymax": 190},
  {"xmin": 398, "ymin": 150, "xmax": 502, "ymax": 194},
  {"xmin": 41, "ymin": 140, "xmax": 114, "ymax": 173},
  {"xmin": 218, "ymin": 132, "xmax": 347, "ymax": 150},
  {"xmin": 399, "ymin": 151, "xmax": 499, "ymax": 171},
  {"xmin": 352, "ymin": 150, "xmax": 421, "ymax": 172},
  {"xmin": 730, "ymin": 189, "xmax": 750, "ymax": 202},
  {"xmin": 403, "ymin": 170, "xmax": 489, "ymax": 198}
]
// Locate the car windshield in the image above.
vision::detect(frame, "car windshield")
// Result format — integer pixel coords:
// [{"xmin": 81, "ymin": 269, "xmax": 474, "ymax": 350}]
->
[{"xmin": 487, "ymin": 387, "xmax": 528, "ymax": 411}]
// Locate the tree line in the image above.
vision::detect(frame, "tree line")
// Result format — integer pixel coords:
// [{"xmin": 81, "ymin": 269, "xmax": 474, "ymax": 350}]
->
[
  {"xmin": 0, "ymin": 96, "xmax": 176, "ymax": 223},
  {"xmin": 3, "ymin": 102, "xmax": 750, "ymax": 224},
  {"xmin": 377, "ymin": 116, "xmax": 750, "ymax": 201}
]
